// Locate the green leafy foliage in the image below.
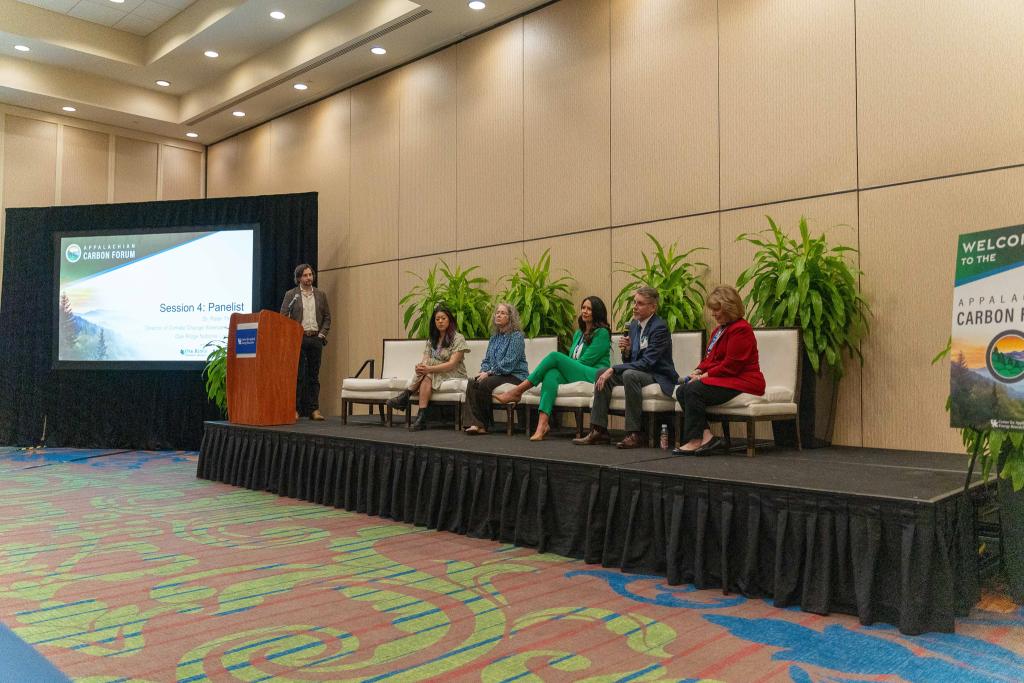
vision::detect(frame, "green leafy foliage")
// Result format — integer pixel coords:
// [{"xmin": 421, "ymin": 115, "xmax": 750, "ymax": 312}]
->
[
  {"xmin": 934, "ymin": 339, "xmax": 1024, "ymax": 491},
  {"xmin": 496, "ymin": 249, "xmax": 577, "ymax": 349},
  {"xmin": 736, "ymin": 216, "xmax": 870, "ymax": 378},
  {"xmin": 399, "ymin": 260, "xmax": 491, "ymax": 339},
  {"xmin": 612, "ymin": 234, "xmax": 708, "ymax": 332},
  {"xmin": 203, "ymin": 340, "xmax": 228, "ymax": 416}
]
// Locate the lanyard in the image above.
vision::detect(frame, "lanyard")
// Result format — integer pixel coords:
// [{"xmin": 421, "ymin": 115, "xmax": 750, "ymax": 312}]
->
[{"xmin": 705, "ymin": 325, "xmax": 727, "ymax": 357}]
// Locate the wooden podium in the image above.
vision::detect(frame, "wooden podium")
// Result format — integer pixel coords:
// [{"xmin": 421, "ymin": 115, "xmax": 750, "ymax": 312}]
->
[{"xmin": 226, "ymin": 310, "xmax": 303, "ymax": 425}]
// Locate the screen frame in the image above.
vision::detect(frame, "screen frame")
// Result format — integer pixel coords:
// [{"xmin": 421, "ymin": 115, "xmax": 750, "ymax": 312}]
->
[{"xmin": 51, "ymin": 223, "xmax": 261, "ymax": 371}]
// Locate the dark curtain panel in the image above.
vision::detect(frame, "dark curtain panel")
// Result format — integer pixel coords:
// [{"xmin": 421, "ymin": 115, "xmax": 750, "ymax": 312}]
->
[{"xmin": 0, "ymin": 193, "xmax": 317, "ymax": 449}]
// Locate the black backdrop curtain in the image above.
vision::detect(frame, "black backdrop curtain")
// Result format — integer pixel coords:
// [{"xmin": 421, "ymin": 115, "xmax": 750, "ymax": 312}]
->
[{"xmin": 0, "ymin": 193, "xmax": 317, "ymax": 450}]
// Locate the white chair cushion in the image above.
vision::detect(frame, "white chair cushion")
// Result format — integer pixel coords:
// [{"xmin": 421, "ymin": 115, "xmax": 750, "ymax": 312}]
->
[
  {"xmin": 707, "ymin": 402, "xmax": 798, "ymax": 417},
  {"xmin": 342, "ymin": 377, "xmax": 409, "ymax": 391},
  {"xmin": 341, "ymin": 389, "xmax": 402, "ymax": 400},
  {"xmin": 380, "ymin": 340, "xmax": 427, "ymax": 379}
]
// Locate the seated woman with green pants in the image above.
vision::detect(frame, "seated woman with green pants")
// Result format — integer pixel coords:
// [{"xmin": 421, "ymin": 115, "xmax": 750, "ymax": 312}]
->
[{"xmin": 496, "ymin": 296, "xmax": 612, "ymax": 441}]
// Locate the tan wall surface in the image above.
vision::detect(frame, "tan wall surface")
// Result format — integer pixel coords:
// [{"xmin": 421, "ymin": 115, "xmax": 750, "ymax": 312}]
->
[
  {"xmin": 206, "ymin": 0, "xmax": 1024, "ymax": 452},
  {"xmin": 0, "ymin": 105, "xmax": 204, "ymax": 304}
]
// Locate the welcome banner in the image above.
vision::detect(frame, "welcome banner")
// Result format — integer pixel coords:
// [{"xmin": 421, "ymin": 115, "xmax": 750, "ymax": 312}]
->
[{"xmin": 951, "ymin": 224, "xmax": 1024, "ymax": 430}]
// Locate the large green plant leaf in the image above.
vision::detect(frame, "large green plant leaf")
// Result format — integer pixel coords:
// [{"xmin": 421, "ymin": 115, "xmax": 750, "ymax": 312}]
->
[
  {"xmin": 203, "ymin": 340, "xmax": 228, "ymax": 416},
  {"xmin": 735, "ymin": 216, "xmax": 870, "ymax": 378},
  {"xmin": 399, "ymin": 260, "xmax": 491, "ymax": 339},
  {"xmin": 613, "ymin": 234, "xmax": 709, "ymax": 332}
]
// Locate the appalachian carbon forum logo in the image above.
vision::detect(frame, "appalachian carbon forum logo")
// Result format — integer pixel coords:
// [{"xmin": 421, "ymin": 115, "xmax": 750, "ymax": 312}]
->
[
  {"xmin": 65, "ymin": 243, "xmax": 82, "ymax": 263},
  {"xmin": 986, "ymin": 330, "xmax": 1024, "ymax": 383}
]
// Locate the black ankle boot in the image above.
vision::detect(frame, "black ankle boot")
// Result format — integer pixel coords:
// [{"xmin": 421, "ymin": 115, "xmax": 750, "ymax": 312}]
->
[
  {"xmin": 410, "ymin": 410, "xmax": 428, "ymax": 431},
  {"xmin": 387, "ymin": 389, "xmax": 411, "ymax": 410}
]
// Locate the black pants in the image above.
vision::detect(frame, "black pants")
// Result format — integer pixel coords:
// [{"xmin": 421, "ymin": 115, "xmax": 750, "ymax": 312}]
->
[
  {"xmin": 297, "ymin": 335, "xmax": 323, "ymax": 415},
  {"xmin": 464, "ymin": 374, "xmax": 519, "ymax": 428},
  {"xmin": 676, "ymin": 381, "xmax": 740, "ymax": 441}
]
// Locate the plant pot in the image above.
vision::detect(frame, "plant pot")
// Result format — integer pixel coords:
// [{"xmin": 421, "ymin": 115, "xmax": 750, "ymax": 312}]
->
[
  {"xmin": 772, "ymin": 350, "xmax": 839, "ymax": 449},
  {"xmin": 998, "ymin": 473, "xmax": 1024, "ymax": 603}
]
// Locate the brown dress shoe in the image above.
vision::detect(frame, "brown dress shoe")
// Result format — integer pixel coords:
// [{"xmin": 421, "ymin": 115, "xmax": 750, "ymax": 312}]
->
[
  {"xmin": 572, "ymin": 427, "xmax": 610, "ymax": 446},
  {"xmin": 616, "ymin": 432, "xmax": 645, "ymax": 449},
  {"xmin": 310, "ymin": 410, "xmax": 325, "ymax": 421}
]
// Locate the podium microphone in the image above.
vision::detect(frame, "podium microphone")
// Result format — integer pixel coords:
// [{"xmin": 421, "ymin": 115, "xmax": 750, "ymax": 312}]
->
[{"xmin": 287, "ymin": 293, "xmax": 300, "ymax": 313}]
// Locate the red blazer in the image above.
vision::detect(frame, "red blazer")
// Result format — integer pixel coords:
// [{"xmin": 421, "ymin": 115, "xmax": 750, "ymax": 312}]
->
[{"xmin": 696, "ymin": 319, "xmax": 765, "ymax": 395}]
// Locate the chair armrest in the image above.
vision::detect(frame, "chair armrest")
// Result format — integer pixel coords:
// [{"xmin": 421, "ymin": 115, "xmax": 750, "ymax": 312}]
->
[{"xmin": 353, "ymin": 359, "xmax": 376, "ymax": 378}]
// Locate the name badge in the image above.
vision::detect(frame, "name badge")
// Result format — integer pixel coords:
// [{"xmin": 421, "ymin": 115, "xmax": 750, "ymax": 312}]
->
[{"xmin": 640, "ymin": 337, "xmax": 648, "ymax": 350}]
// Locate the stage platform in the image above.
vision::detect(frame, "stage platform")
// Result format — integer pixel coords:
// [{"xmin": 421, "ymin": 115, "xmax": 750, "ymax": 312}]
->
[{"xmin": 198, "ymin": 416, "xmax": 986, "ymax": 635}]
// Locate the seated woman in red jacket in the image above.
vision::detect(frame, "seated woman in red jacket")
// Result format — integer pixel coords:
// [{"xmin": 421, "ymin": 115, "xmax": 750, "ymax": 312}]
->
[{"xmin": 673, "ymin": 285, "xmax": 765, "ymax": 455}]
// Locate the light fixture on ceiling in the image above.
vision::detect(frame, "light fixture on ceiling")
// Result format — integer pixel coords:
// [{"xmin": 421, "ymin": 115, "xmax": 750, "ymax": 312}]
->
[
  {"xmin": 293, "ymin": 83, "xmax": 308, "ymax": 91},
  {"xmin": 155, "ymin": 80, "xmax": 170, "ymax": 87},
  {"xmin": 110, "ymin": 0, "xmax": 125, "ymax": 4},
  {"xmin": 469, "ymin": 1, "xmax": 486, "ymax": 9},
  {"xmin": 186, "ymin": 132, "xmax": 199, "ymax": 138},
  {"xmin": 370, "ymin": 46, "xmax": 387, "ymax": 55},
  {"xmin": 232, "ymin": 111, "xmax": 245, "ymax": 117},
  {"xmin": 270, "ymin": 11, "xmax": 285, "ymax": 20},
  {"xmin": 14, "ymin": 45, "xmax": 30, "ymax": 52},
  {"xmin": 62, "ymin": 106, "xmax": 76, "ymax": 112},
  {"xmin": 204, "ymin": 50, "xmax": 219, "ymax": 58}
]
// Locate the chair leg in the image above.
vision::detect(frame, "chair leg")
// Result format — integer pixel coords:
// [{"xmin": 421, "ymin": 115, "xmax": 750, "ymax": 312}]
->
[
  {"xmin": 378, "ymin": 403, "xmax": 386, "ymax": 424},
  {"xmin": 456, "ymin": 403, "xmax": 463, "ymax": 431},
  {"xmin": 524, "ymin": 406, "xmax": 532, "ymax": 436},
  {"xmin": 674, "ymin": 412, "xmax": 682, "ymax": 447},
  {"xmin": 746, "ymin": 419, "xmax": 756, "ymax": 457},
  {"xmin": 647, "ymin": 413, "xmax": 655, "ymax": 447},
  {"xmin": 722, "ymin": 420, "xmax": 732, "ymax": 449},
  {"xmin": 794, "ymin": 416, "xmax": 803, "ymax": 450},
  {"xmin": 575, "ymin": 409, "xmax": 584, "ymax": 438},
  {"xmin": 406, "ymin": 407, "xmax": 412, "ymax": 429},
  {"xmin": 342, "ymin": 400, "xmax": 348, "ymax": 425},
  {"xmin": 386, "ymin": 405, "xmax": 394, "ymax": 427},
  {"xmin": 506, "ymin": 406, "xmax": 514, "ymax": 436}
]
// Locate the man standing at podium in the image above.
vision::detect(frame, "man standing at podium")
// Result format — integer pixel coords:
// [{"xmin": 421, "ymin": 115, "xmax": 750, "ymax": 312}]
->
[{"xmin": 280, "ymin": 264, "xmax": 332, "ymax": 420}]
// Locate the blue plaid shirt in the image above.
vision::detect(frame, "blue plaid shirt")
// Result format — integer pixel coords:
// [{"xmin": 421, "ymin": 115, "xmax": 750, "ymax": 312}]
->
[{"xmin": 480, "ymin": 331, "xmax": 528, "ymax": 380}]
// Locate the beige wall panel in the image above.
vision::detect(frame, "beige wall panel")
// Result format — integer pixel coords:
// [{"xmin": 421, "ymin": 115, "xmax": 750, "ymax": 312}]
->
[
  {"xmin": 611, "ymin": 214, "xmax": 720, "ymax": 329},
  {"xmin": 316, "ymin": 268, "xmax": 348, "ymax": 416},
  {"xmin": 858, "ymin": 1, "xmax": 1024, "ymax": 187},
  {"xmin": 721, "ymin": 193, "xmax": 862, "ymax": 446},
  {"xmin": 524, "ymin": 230, "xmax": 612, "ymax": 314},
  {"xmin": 719, "ymin": 0, "xmax": 857, "ymax": 209},
  {"xmin": 350, "ymin": 73, "xmax": 400, "ymax": 265},
  {"xmin": 397, "ymin": 252, "xmax": 457, "ymax": 338},
  {"xmin": 3, "ymin": 115, "xmax": 56, "ymax": 208},
  {"xmin": 61, "ymin": 126, "xmax": 109, "ymax": 206},
  {"xmin": 113, "ymin": 137, "xmax": 158, "ymax": 203},
  {"xmin": 232, "ymin": 126, "xmax": 272, "ymax": 197},
  {"xmin": 343, "ymin": 261, "xmax": 400, "ymax": 387},
  {"xmin": 270, "ymin": 105, "xmax": 319, "ymax": 195},
  {"xmin": 456, "ymin": 19, "xmax": 524, "ymax": 251},
  {"xmin": 161, "ymin": 145, "xmax": 203, "ymax": 201},
  {"xmin": 523, "ymin": 0, "xmax": 610, "ymax": 239},
  {"xmin": 400, "ymin": 49, "xmax": 457, "ymax": 259},
  {"xmin": 309, "ymin": 93, "xmax": 351, "ymax": 271},
  {"xmin": 457, "ymin": 242, "xmax": 526, "ymax": 297},
  {"xmin": 610, "ymin": 0, "xmax": 718, "ymax": 225},
  {"xmin": 206, "ymin": 137, "xmax": 237, "ymax": 198},
  {"xmin": 860, "ymin": 168, "xmax": 1024, "ymax": 452}
]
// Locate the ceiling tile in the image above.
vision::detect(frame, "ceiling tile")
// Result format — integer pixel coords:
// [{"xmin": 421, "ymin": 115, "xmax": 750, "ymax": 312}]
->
[
  {"xmin": 67, "ymin": 2, "xmax": 126, "ymax": 27},
  {"xmin": 151, "ymin": 0, "xmax": 196, "ymax": 9},
  {"xmin": 131, "ymin": 1, "xmax": 181, "ymax": 23},
  {"xmin": 16, "ymin": 0, "xmax": 79, "ymax": 12},
  {"xmin": 114, "ymin": 12, "xmax": 160, "ymax": 36}
]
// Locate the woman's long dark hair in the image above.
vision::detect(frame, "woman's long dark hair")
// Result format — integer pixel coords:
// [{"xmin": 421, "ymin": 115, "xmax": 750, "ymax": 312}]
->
[
  {"xmin": 577, "ymin": 296, "xmax": 610, "ymax": 344},
  {"xmin": 429, "ymin": 305, "xmax": 458, "ymax": 349}
]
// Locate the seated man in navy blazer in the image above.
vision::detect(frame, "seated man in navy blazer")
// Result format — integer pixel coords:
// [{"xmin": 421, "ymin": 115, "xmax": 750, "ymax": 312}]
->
[{"xmin": 574, "ymin": 286, "xmax": 678, "ymax": 449}]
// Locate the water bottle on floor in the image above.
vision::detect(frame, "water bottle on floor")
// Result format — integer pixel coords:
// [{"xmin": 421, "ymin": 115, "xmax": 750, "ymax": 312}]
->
[{"xmin": 660, "ymin": 424, "xmax": 669, "ymax": 450}]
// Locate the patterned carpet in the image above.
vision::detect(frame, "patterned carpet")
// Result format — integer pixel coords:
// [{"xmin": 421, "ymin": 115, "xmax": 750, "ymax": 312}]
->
[{"xmin": 0, "ymin": 447, "xmax": 1022, "ymax": 682}]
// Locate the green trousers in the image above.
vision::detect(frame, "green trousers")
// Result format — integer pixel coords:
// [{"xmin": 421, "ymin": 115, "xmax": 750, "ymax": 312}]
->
[{"xmin": 527, "ymin": 351, "xmax": 603, "ymax": 415}]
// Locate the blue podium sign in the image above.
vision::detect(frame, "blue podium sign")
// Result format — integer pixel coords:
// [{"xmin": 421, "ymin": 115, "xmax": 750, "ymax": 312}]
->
[{"xmin": 235, "ymin": 322, "xmax": 258, "ymax": 358}]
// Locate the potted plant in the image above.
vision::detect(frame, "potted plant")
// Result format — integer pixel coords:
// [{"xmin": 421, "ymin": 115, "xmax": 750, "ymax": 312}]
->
[
  {"xmin": 203, "ymin": 340, "xmax": 228, "ymax": 417},
  {"xmin": 399, "ymin": 260, "xmax": 491, "ymax": 339},
  {"xmin": 735, "ymin": 216, "xmax": 870, "ymax": 448},
  {"xmin": 496, "ymin": 249, "xmax": 577, "ymax": 349},
  {"xmin": 613, "ymin": 233, "xmax": 709, "ymax": 332}
]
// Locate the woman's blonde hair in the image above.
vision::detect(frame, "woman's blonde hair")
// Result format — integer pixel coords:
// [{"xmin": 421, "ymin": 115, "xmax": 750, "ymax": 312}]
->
[{"xmin": 706, "ymin": 285, "xmax": 744, "ymax": 322}]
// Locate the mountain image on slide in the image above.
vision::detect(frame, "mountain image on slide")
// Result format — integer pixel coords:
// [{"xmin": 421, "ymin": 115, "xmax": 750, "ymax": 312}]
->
[{"xmin": 57, "ymin": 293, "xmax": 129, "ymax": 360}]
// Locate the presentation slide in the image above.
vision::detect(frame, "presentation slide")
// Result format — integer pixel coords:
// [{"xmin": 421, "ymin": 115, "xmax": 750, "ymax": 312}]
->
[{"xmin": 55, "ymin": 228, "xmax": 255, "ymax": 364}]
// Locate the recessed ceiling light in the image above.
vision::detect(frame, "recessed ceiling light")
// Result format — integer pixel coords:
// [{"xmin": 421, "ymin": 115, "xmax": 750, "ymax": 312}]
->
[
  {"xmin": 370, "ymin": 46, "xmax": 387, "ymax": 55},
  {"xmin": 270, "ymin": 11, "xmax": 285, "ymax": 20},
  {"xmin": 469, "ymin": 1, "xmax": 486, "ymax": 9},
  {"xmin": 110, "ymin": 0, "xmax": 125, "ymax": 4},
  {"xmin": 204, "ymin": 50, "xmax": 219, "ymax": 58},
  {"xmin": 232, "ymin": 111, "xmax": 245, "ymax": 117},
  {"xmin": 62, "ymin": 106, "xmax": 76, "ymax": 112},
  {"xmin": 155, "ymin": 80, "xmax": 170, "ymax": 87},
  {"xmin": 293, "ymin": 83, "xmax": 308, "ymax": 91},
  {"xmin": 14, "ymin": 45, "xmax": 30, "ymax": 52},
  {"xmin": 186, "ymin": 132, "xmax": 199, "ymax": 138}
]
